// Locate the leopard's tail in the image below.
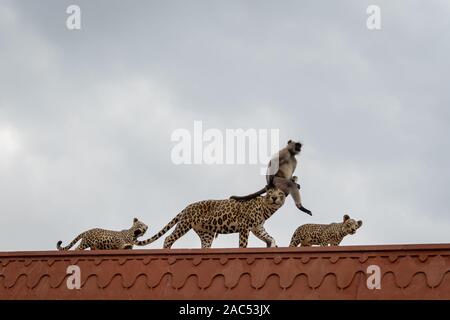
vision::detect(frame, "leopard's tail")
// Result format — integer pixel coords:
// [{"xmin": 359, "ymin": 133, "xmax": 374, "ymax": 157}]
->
[
  {"xmin": 134, "ymin": 213, "xmax": 182, "ymax": 246},
  {"xmin": 230, "ymin": 186, "xmax": 267, "ymax": 201},
  {"xmin": 57, "ymin": 232, "xmax": 85, "ymax": 251}
]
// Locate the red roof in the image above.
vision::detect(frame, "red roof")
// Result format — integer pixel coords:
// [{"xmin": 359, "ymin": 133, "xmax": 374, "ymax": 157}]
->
[{"xmin": 1, "ymin": 244, "xmax": 449, "ymax": 299}]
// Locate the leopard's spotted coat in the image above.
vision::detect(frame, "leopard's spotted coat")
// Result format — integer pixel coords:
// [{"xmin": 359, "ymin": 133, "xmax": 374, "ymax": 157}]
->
[{"xmin": 135, "ymin": 188, "xmax": 286, "ymax": 248}]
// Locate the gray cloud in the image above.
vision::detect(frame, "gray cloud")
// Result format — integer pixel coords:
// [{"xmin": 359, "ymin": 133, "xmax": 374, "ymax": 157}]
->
[{"xmin": 0, "ymin": 0, "xmax": 449, "ymax": 251}]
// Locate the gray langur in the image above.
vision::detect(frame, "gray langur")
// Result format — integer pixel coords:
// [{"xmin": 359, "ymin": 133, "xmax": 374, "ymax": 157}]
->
[{"xmin": 230, "ymin": 140, "xmax": 312, "ymax": 215}]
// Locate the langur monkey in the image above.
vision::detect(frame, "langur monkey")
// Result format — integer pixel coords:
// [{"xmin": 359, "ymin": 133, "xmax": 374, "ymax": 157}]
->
[{"xmin": 230, "ymin": 140, "xmax": 312, "ymax": 216}]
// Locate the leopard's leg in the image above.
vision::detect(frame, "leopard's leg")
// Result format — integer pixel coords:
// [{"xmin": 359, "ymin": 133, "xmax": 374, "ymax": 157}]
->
[
  {"xmin": 75, "ymin": 239, "xmax": 90, "ymax": 250},
  {"xmin": 289, "ymin": 234, "xmax": 300, "ymax": 247},
  {"xmin": 300, "ymin": 242, "xmax": 311, "ymax": 247},
  {"xmin": 93, "ymin": 241, "xmax": 105, "ymax": 250},
  {"xmin": 163, "ymin": 222, "xmax": 190, "ymax": 249},
  {"xmin": 300, "ymin": 238, "xmax": 312, "ymax": 247},
  {"xmin": 93, "ymin": 240, "xmax": 108, "ymax": 250},
  {"xmin": 251, "ymin": 224, "xmax": 277, "ymax": 248},
  {"xmin": 195, "ymin": 230, "xmax": 214, "ymax": 248},
  {"xmin": 329, "ymin": 241, "xmax": 341, "ymax": 246},
  {"xmin": 115, "ymin": 239, "xmax": 131, "ymax": 250},
  {"xmin": 239, "ymin": 230, "xmax": 250, "ymax": 248}
]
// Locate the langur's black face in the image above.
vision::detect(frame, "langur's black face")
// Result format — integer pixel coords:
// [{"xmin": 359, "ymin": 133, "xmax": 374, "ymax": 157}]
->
[{"xmin": 287, "ymin": 140, "xmax": 302, "ymax": 154}]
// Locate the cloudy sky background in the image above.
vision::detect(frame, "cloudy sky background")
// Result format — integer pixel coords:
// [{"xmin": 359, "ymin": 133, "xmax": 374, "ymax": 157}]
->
[{"xmin": 1, "ymin": 0, "xmax": 449, "ymax": 251}]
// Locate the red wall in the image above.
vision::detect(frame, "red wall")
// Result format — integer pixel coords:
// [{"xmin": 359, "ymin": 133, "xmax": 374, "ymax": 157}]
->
[{"xmin": 1, "ymin": 244, "xmax": 449, "ymax": 299}]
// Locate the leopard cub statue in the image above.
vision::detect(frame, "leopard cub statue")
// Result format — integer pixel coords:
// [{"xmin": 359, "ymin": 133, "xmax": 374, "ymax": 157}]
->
[
  {"xmin": 289, "ymin": 214, "xmax": 362, "ymax": 247},
  {"xmin": 134, "ymin": 188, "xmax": 286, "ymax": 249},
  {"xmin": 57, "ymin": 218, "xmax": 148, "ymax": 250}
]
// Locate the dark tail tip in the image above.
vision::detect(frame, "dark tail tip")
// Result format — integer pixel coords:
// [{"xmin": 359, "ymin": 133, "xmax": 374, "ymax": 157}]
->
[
  {"xmin": 299, "ymin": 206, "xmax": 312, "ymax": 216},
  {"xmin": 230, "ymin": 196, "xmax": 247, "ymax": 202},
  {"xmin": 56, "ymin": 240, "xmax": 62, "ymax": 249}
]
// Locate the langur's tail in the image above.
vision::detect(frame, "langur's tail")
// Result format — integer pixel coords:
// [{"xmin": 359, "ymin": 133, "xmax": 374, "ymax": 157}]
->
[{"xmin": 230, "ymin": 186, "xmax": 267, "ymax": 201}]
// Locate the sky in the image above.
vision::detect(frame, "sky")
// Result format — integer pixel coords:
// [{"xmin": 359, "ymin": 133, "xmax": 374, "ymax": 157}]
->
[{"xmin": 0, "ymin": 0, "xmax": 449, "ymax": 251}]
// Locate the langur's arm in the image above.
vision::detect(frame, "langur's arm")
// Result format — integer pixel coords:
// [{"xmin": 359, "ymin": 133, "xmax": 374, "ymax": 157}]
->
[
  {"xmin": 271, "ymin": 148, "xmax": 291, "ymax": 166},
  {"xmin": 266, "ymin": 148, "xmax": 291, "ymax": 178}
]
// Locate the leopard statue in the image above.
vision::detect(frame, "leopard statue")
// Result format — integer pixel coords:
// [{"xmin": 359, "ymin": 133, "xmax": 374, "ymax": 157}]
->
[
  {"xmin": 134, "ymin": 188, "xmax": 286, "ymax": 248},
  {"xmin": 57, "ymin": 218, "xmax": 148, "ymax": 250},
  {"xmin": 289, "ymin": 214, "xmax": 362, "ymax": 247}
]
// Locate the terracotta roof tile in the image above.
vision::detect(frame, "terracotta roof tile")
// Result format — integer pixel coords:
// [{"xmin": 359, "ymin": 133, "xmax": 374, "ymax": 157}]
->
[{"xmin": 0, "ymin": 244, "xmax": 449, "ymax": 299}]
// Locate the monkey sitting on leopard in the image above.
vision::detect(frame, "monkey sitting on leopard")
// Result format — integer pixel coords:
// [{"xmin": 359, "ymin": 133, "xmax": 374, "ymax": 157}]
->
[{"xmin": 231, "ymin": 140, "xmax": 312, "ymax": 216}]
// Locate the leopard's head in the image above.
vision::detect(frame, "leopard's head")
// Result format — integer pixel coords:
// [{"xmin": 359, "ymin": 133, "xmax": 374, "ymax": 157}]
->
[
  {"xmin": 264, "ymin": 188, "xmax": 286, "ymax": 207},
  {"xmin": 131, "ymin": 218, "xmax": 148, "ymax": 238},
  {"xmin": 342, "ymin": 214, "xmax": 363, "ymax": 235}
]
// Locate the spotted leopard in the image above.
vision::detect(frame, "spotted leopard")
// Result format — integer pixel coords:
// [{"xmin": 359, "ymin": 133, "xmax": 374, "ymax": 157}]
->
[
  {"xmin": 135, "ymin": 188, "xmax": 286, "ymax": 248},
  {"xmin": 289, "ymin": 214, "xmax": 362, "ymax": 247},
  {"xmin": 57, "ymin": 218, "xmax": 148, "ymax": 250}
]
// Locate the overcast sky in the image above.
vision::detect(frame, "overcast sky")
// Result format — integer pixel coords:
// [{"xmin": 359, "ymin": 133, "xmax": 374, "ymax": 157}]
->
[{"xmin": 1, "ymin": 0, "xmax": 449, "ymax": 251}]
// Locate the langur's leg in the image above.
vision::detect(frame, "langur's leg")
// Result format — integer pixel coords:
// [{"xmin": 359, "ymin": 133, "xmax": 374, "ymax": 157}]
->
[
  {"xmin": 273, "ymin": 177, "xmax": 312, "ymax": 215},
  {"xmin": 291, "ymin": 176, "xmax": 300, "ymax": 189}
]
